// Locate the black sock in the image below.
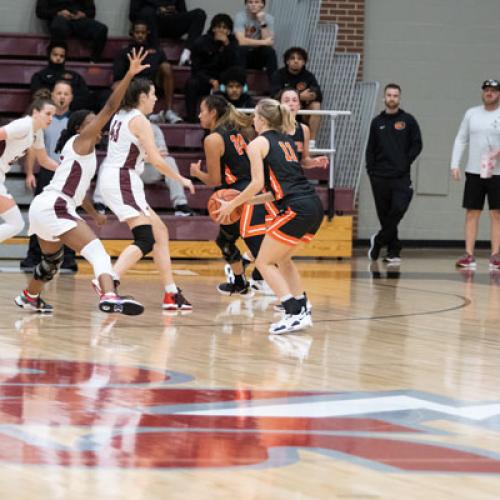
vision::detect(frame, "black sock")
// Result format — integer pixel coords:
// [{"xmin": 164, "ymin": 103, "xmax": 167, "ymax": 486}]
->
[
  {"xmin": 282, "ymin": 297, "xmax": 301, "ymax": 315},
  {"xmin": 296, "ymin": 293, "xmax": 307, "ymax": 311},
  {"xmin": 234, "ymin": 274, "xmax": 246, "ymax": 287},
  {"xmin": 252, "ymin": 268, "xmax": 263, "ymax": 281}
]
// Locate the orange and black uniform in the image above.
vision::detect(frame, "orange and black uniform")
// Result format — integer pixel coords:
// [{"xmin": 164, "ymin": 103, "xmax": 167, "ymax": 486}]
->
[
  {"xmin": 289, "ymin": 123, "xmax": 304, "ymax": 161},
  {"xmin": 262, "ymin": 130, "xmax": 323, "ymax": 246},
  {"xmin": 214, "ymin": 127, "xmax": 266, "ymax": 262}
]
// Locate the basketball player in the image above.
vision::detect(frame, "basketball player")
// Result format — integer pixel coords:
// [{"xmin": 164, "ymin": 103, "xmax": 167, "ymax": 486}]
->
[
  {"xmin": 278, "ymin": 88, "xmax": 328, "ymax": 168},
  {"xmin": 97, "ymin": 78, "xmax": 194, "ymax": 311},
  {"xmin": 14, "ymin": 48, "xmax": 149, "ymax": 315},
  {"xmin": 190, "ymin": 94, "xmax": 269, "ymax": 296},
  {"xmin": 215, "ymin": 98, "xmax": 324, "ymax": 334},
  {"xmin": 0, "ymin": 99, "xmax": 58, "ymax": 246}
]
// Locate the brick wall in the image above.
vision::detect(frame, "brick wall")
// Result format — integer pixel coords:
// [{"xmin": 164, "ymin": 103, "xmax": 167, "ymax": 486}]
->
[{"xmin": 320, "ymin": 0, "xmax": 365, "ymax": 77}]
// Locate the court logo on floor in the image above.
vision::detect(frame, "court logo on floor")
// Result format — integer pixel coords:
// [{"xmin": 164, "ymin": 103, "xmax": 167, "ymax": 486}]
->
[{"xmin": 1, "ymin": 358, "xmax": 500, "ymax": 473}]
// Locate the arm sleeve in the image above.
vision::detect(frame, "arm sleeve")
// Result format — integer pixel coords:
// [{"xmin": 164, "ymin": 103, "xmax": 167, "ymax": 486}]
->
[
  {"xmin": 408, "ymin": 116, "xmax": 423, "ymax": 164},
  {"xmin": 36, "ymin": 0, "xmax": 56, "ymax": 20},
  {"xmin": 450, "ymin": 111, "xmax": 470, "ymax": 169},
  {"xmin": 365, "ymin": 120, "xmax": 376, "ymax": 172},
  {"xmin": 233, "ymin": 12, "xmax": 246, "ymax": 34},
  {"xmin": 4, "ymin": 118, "xmax": 32, "ymax": 140},
  {"xmin": 270, "ymin": 70, "xmax": 285, "ymax": 97},
  {"xmin": 112, "ymin": 50, "xmax": 129, "ymax": 82}
]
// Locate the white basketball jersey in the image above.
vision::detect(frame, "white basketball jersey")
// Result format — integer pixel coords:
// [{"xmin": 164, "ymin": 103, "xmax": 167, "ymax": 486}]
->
[
  {"xmin": 0, "ymin": 116, "xmax": 44, "ymax": 174},
  {"xmin": 101, "ymin": 109, "xmax": 146, "ymax": 175},
  {"xmin": 44, "ymin": 135, "xmax": 96, "ymax": 206}
]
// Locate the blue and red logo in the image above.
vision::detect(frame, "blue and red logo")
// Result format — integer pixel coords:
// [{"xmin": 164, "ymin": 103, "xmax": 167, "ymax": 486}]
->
[{"xmin": 1, "ymin": 358, "xmax": 500, "ymax": 473}]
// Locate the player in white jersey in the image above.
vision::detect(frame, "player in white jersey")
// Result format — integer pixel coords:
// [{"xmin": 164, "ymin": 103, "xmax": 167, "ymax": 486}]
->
[
  {"xmin": 98, "ymin": 78, "xmax": 195, "ymax": 311},
  {"xmin": 15, "ymin": 48, "xmax": 149, "ymax": 315},
  {"xmin": 0, "ymin": 99, "xmax": 58, "ymax": 244}
]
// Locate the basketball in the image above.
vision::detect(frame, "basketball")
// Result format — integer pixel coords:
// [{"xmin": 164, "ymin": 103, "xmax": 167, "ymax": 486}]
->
[{"xmin": 207, "ymin": 189, "xmax": 243, "ymax": 224}]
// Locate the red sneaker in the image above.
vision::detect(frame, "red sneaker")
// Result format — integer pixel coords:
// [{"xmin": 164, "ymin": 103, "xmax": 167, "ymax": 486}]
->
[
  {"xmin": 163, "ymin": 289, "xmax": 192, "ymax": 311},
  {"xmin": 455, "ymin": 253, "xmax": 476, "ymax": 268},
  {"xmin": 490, "ymin": 254, "xmax": 500, "ymax": 270}
]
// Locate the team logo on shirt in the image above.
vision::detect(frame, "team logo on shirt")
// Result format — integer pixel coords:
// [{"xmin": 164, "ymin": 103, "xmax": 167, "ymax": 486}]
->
[
  {"xmin": 394, "ymin": 121, "xmax": 406, "ymax": 130},
  {"xmin": 295, "ymin": 82, "xmax": 307, "ymax": 92}
]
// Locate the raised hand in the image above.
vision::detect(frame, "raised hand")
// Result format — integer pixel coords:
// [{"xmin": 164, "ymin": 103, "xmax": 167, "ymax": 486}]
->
[{"xmin": 126, "ymin": 47, "xmax": 150, "ymax": 77}]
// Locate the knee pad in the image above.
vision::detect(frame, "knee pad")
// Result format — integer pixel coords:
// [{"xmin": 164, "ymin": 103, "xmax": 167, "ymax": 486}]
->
[
  {"xmin": 216, "ymin": 228, "xmax": 241, "ymax": 264},
  {"xmin": 34, "ymin": 247, "xmax": 64, "ymax": 282},
  {"xmin": 132, "ymin": 224, "xmax": 155, "ymax": 256},
  {"xmin": 80, "ymin": 239, "xmax": 113, "ymax": 279}
]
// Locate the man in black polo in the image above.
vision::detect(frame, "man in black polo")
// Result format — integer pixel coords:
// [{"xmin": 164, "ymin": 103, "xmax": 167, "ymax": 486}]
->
[{"xmin": 366, "ymin": 83, "xmax": 423, "ymax": 264}]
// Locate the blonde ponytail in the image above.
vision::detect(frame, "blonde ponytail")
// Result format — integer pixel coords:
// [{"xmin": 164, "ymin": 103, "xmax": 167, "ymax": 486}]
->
[{"xmin": 255, "ymin": 98, "xmax": 296, "ymax": 134}]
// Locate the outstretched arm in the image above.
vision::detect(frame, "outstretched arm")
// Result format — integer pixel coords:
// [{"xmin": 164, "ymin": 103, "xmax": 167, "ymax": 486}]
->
[{"xmin": 75, "ymin": 48, "xmax": 150, "ymax": 154}]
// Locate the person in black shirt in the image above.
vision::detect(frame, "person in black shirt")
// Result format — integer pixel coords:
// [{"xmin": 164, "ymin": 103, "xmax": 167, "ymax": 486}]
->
[
  {"xmin": 216, "ymin": 98, "xmax": 324, "ymax": 335},
  {"xmin": 30, "ymin": 41, "xmax": 91, "ymax": 111},
  {"xmin": 36, "ymin": 0, "xmax": 108, "ymax": 61},
  {"xmin": 113, "ymin": 20, "xmax": 182, "ymax": 123},
  {"xmin": 190, "ymin": 95, "xmax": 270, "ymax": 296},
  {"xmin": 216, "ymin": 66, "xmax": 255, "ymax": 109},
  {"xmin": 366, "ymin": 83, "xmax": 423, "ymax": 263},
  {"xmin": 271, "ymin": 47, "xmax": 322, "ymax": 146},
  {"xmin": 129, "ymin": 0, "xmax": 206, "ymax": 66},
  {"xmin": 184, "ymin": 14, "xmax": 240, "ymax": 123}
]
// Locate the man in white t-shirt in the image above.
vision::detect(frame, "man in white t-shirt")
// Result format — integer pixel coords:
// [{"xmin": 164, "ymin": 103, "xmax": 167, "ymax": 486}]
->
[
  {"xmin": 234, "ymin": 0, "xmax": 277, "ymax": 81},
  {"xmin": 451, "ymin": 79, "xmax": 500, "ymax": 269}
]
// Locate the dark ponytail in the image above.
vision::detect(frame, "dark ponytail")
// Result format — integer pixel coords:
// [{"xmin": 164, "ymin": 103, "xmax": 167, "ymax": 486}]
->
[
  {"xmin": 55, "ymin": 109, "xmax": 92, "ymax": 153},
  {"xmin": 121, "ymin": 78, "xmax": 153, "ymax": 110}
]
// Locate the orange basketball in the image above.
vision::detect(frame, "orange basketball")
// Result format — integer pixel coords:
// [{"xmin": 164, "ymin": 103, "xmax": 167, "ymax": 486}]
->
[{"xmin": 207, "ymin": 189, "xmax": 243, "ymax": 225}]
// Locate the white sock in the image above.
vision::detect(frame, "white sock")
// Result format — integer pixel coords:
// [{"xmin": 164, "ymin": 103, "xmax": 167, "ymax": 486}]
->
[
  {"xmin": 280, "ymin": 294, "xmax": 293, "ymax": 303},
  {"xmin": 295, "ymin": 294, "xmax": 306, "ymax": 300},
  {"xmin": 0, "ymin": 205, "xmax": 24, "ymax": 242},
  {"xmin": 165, "ymin": 283, "xmax": 178, "ymax": 294}
]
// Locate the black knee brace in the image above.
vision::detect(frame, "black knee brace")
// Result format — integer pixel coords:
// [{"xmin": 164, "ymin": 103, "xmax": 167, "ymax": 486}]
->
[
  {"xmin": 132, "ymin": 224, "xmax": 155, "ymax": 256},
  {"xmin": 34, "ymin": 247, "xmax": 64, "ymax": 282},
  {"xmin": 216, "ymin": 227, "xmax": 241, "ymax": 264}
]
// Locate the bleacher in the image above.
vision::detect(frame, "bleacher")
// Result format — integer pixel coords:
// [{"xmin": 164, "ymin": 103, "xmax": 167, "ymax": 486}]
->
[{"xmin": 0, "ymin": 1, "xmax": 367, "ymax": 258}]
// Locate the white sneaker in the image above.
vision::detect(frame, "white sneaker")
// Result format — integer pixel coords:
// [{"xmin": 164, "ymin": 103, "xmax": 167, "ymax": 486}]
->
[
  {"xmin": 179, "ymin": 48, "xmax": 191, "ymax": 66},
  {"xmin": 149, "ymin": 110, "xmax": 166, "ymax": 123},
  {"xmin": 249, "ymin": 279, "xmax": 275, "ymax": 296},
  {"xmin": 269, "ymin": 308, "xmax": 310, "ymax": 335},
  {"xmin": 164, "ymin": 109, "xmax": 183, "ymax": 124}
]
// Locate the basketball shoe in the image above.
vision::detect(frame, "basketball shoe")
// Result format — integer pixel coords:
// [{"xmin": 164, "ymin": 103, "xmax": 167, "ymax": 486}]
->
[
  {"xmin": 217, "ymin": 281, "xmax": 254, "ymax": 297},
  {"xmin": 99, "ymin": 293, "xmax": 144, "ymax": 316},
  {"xmin": 249, "ymin": 279, "xmax": 275, "ymax": 296},
  {"xmin": 489, "ymin": 254, "xmax": 500, "ymax": 270},
  {"xmin": 269, "ymin": 308, "xmax": 310, "ymax": 335},
  {"xmin": 368, "ymin": 234, "xmax": 381, "ymax": 261},
  {"xmin": 455, "ymin": 253, "xmax": 476, "ymax": 268},
  {"xmin": 163, "ymin": 289, "xmax": 193, "ymax": 311},
  {"xmin": 14, "ymin": 289, "xmax": 53, "ymax": 314}
]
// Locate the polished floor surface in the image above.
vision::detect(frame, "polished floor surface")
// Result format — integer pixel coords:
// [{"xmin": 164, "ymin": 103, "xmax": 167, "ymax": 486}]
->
[{"xmin": 0, "ymin": 250, "xmax": 499, "ymax": 499}]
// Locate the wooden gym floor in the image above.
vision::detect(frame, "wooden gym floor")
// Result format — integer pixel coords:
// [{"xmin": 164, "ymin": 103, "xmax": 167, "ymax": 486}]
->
[{"xmin": 0, "ymin": 249, "xmax": 499, "ymax": 499}]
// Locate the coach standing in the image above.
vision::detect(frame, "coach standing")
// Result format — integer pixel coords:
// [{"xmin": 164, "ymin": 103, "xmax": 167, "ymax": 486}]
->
[
  {"xmin": 366, "ymin": 83, "xmax": 422, "ymax": 264},
  {"xmin": 451, "ymin": 79, "xmax": 500, "ymax": 270}
]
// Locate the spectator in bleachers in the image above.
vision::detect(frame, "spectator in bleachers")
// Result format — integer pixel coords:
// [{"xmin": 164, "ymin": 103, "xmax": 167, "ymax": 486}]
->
[
  {"xmin": 234, "ymin": 0, "xmax": 277, "ymax": 82},
  {"xmin": 35, "ymin": 0, "xmax": 108, "ymax": 62},
  {"xmin": 271, "ymin": 47, "xmax": 322, "ymax": 148},
  {"xmin": 112, "ymin": 20, "xmax": 182, "ymax": 124},
  {"xmin": 141, "ymin": 123, "xmax": 194, "ymax": 216},
  {"xmin": 184, "ymin": 14, "xmax": 239, "ymax": 123},
  {"xmin": 216, "ymin": 66, "xmax": 254, "ymax": 109},
  {"xmin": 129, "ymin": 0, "xmax": 206, "ymax": 66},
  {"xmin": 21, "ymin": 81, "xmax": 78, "ymax": 272},
  {"xmin": 30, "ymin": 41, "xmax": 91, "ymax": 111}
]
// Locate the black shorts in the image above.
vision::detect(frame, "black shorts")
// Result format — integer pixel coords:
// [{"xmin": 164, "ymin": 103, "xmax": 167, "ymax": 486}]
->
[
  {"xmin": 463, "ymin": 173, "xmax": 500, "ymax": 210},
  {"xmin": 266, "ymin": 194, "xmax": 324, "ymax": 246}
]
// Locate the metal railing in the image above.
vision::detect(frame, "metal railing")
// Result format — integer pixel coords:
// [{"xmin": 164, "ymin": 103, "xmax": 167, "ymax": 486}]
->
[{"xmin": 238, "ymin": 108, "xmax": 351, "ymax": 219}]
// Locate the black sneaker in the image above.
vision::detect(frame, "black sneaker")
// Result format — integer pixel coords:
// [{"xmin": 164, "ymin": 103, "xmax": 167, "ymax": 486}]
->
[
  {"xmin": 217, "ymin": 281, "xmax": 254, "ymax": 297},
  {"xmin": 61, "ymin": 256, "xmax": 78, "ymax": 273},
  {"xmin": 99, "ymin": 293, "xmax": 144, "ymax": 316},
  {"xmin": 368, "ymin": 234, "xmax": 381, "ymax": 261},
  {"xmin": 174, "ymin": 204, "xmax": 195, "ymax": 217}
]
